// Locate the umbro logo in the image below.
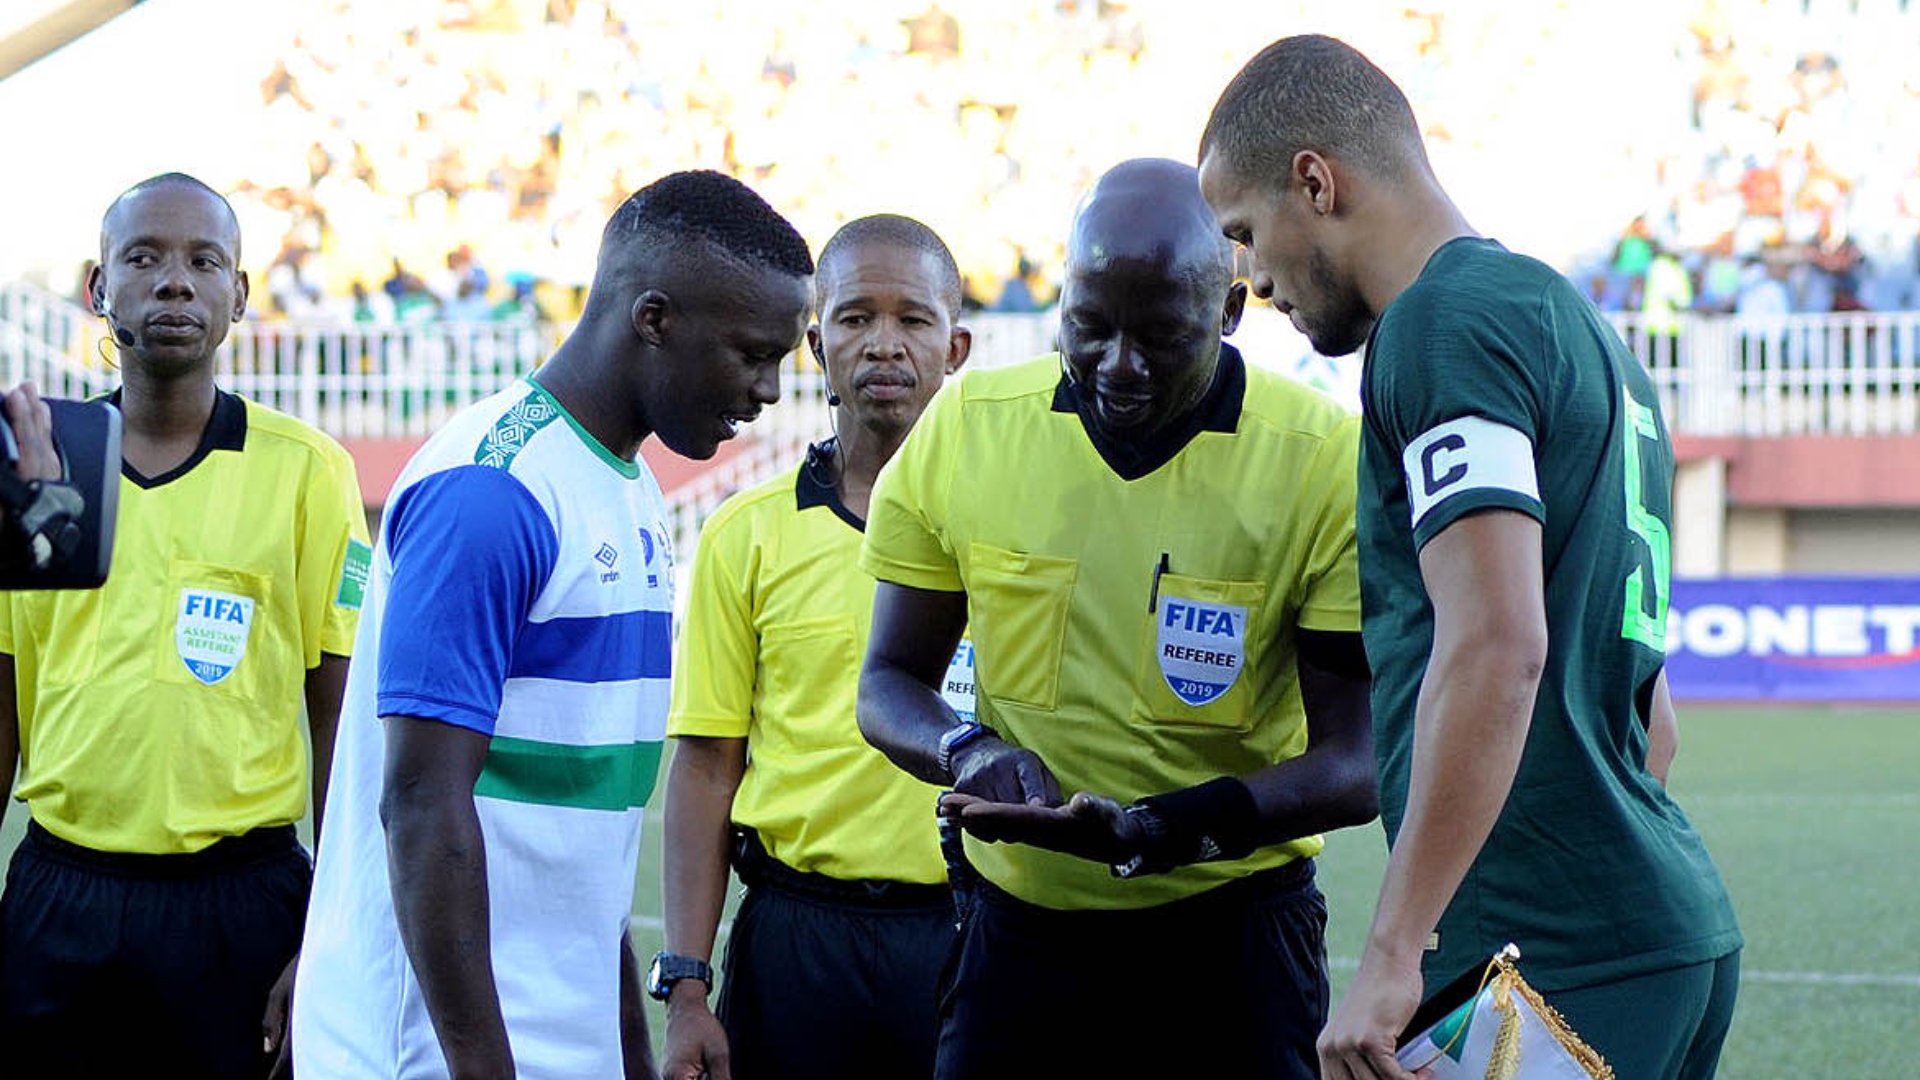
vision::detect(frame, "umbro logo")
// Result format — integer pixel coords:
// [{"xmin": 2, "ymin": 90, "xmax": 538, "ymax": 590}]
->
[{"xmin": 595, "ymin": 542, "xmax": 621, "ymax": 584}]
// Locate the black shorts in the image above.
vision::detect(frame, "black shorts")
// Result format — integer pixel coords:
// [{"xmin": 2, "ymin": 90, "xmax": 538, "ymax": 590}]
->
[
  {"xmin": 936, "ymin": 859, "xmax": 1330, "ymax": 1080},
  {"xmin": 717, "ymin": 831, "xmax": 955, "ymax": 1080},
  {"xmin": 0, "ymin": 820, "xmax": 311, "ymax": 1079}
]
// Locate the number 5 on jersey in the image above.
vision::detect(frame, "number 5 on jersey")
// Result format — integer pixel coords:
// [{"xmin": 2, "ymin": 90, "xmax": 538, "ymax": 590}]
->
[{"xmin": 1620, "ymin": 387, "xmax": 1671, "ymax": 651}]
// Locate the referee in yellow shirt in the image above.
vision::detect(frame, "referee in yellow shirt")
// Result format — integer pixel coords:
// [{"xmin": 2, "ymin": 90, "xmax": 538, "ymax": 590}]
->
[
  {"xmin": 659, "ymin": 215, "xmax": 973, "ymax": 1080},
  {"xmin": 0, "ymin": 174, "xmax": 368, "ymax": 1079},
  {"xmin": 858, "ymin": 159, "xmax": 1377, "ymax": 1079}
]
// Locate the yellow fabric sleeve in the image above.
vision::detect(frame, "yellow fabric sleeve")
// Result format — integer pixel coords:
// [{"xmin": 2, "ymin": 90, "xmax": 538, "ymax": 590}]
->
[
  {"xmin": 861, "ymin": 379, "xmax": 964, "ymax": 592},
  {"xmin": 303, "ymin": 439, "xmax": 370, "ymax": 662},
  {"xmin": 1294, "ymin": 413, "xmax": 1363, "ymax": 632},
  {"xmin": 667, "ymin": 498, "xmax": 758, "ymax": 739}
]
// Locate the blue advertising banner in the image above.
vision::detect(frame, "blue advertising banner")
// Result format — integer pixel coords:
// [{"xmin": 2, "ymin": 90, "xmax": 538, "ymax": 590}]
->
[{"xmin": 1666, "ymin": 578, "xmax": 1920, "ymax": 700}]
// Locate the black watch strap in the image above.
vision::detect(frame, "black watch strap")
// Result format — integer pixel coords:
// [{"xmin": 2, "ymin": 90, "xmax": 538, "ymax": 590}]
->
[{"xmin": 646, "ymin": 951, "xmax": 713, "ymax": 1001}]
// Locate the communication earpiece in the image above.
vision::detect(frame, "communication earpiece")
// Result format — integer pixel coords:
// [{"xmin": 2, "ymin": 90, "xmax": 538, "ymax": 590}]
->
[
  {"xmin": 98, "ymin": 294, "xmax": 135, "ymax": 348},
  {"xmin": 826, "ymin": 390, "xmax": 842, "ymax": 407}
]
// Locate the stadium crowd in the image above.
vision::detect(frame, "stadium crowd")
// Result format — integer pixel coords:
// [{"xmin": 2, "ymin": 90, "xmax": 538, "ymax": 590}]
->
[
  {"xmin": 40, "ymin": 0, "xmax": 1916, "ymax": 329},
  {"xmin": 1580, "ymin": 0, "xmax": 1920, "ymax": 323}
]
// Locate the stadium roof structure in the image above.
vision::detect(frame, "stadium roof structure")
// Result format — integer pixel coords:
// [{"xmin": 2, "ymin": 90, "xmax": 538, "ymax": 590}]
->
[{"xmin": 0, "ymin": 0, "xmax": 143, "ymax": 81}]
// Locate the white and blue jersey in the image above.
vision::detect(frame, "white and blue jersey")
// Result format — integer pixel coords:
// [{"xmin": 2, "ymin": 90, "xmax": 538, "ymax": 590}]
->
[{"xmin": 294, "ymin": 378, "xmax": 671, "ymax": 1079}]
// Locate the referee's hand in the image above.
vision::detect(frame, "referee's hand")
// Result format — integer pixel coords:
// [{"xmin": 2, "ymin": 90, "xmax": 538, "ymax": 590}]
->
[
  {"xmin": 947, "ymin": 735, "xmax": 1062, "ymax": 807},
  {"xmin": 939, "ymin": 790, "xmax": 1141, "ymax": 864}
]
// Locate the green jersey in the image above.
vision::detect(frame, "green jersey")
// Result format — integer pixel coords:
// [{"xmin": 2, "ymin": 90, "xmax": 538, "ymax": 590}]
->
[{"xmin": 1358, "ymin": 238, "xmax": 1741, "ymax": 993}]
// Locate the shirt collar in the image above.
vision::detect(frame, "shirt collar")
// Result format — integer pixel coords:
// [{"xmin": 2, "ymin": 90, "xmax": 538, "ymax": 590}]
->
[
  {"xmin": 795, "ymin": 439, "xmax": 865, "ymax": 532},
  {"xmin": 1050, "ymin": 341, "xmax": 1246, "ymax": 481},
  {"xmin": 109, "ymin": 387, "xmax": 248, "ymax": 489}
]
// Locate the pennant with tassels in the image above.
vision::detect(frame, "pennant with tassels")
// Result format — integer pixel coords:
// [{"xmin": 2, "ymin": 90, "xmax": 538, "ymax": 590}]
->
[{"xmin": 1396, "ymin": 944, "xmax": 1613, "ymax": 1080}]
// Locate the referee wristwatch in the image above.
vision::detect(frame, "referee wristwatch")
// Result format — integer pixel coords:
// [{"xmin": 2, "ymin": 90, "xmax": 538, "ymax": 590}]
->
[
  {"xmin": 936, "ymin": 719, "xmax": 992, "ymax": 778},
  {"xmin": 645, "ymin": 951, "xmax": 712, "ymax": 1002}
]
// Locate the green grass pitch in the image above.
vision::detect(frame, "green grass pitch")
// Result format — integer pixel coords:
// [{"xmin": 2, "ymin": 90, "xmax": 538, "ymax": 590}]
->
[{"xmin": 4, "ymin": 705, "xmax": 1911, "ymax": 1076}]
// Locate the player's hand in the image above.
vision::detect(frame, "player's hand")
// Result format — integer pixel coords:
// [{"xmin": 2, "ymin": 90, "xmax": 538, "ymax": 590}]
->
[
  {"xmin": 3, "ymin": 382, "xmax": 61, "ymax": 483},
  {"xmin": 948, "ymin": 735, "xmax": 1062, "ymax": 807},
  {"xmin": 938, "ymin": 790, "xmax": 1142, "ymax": 863},
  {"xmin": 262, "ymin": 951, "xmax": 298, "ymax": 1079},
  {"xmin": 1318, "ymin": 949, "xmax": 1431, "ymax": 1080},
  {"xmin": 662, "ymin": 985, "xmax": 730, "ymax": 1080}
]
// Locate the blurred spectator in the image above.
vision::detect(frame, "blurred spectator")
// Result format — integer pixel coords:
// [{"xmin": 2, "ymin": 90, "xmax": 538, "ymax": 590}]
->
[
  {"xmin": 1642, "ymin": 245, "xmax": 1695, "ymax": 334},
  {"xmin": 442, "ymin": 278, "xmax": 494, "ymax": 323},
  {"xmin": 1737, "ymin": 252, "xmax": 1794, "ymax": 318},
  {"xmin": 991, "ymin": 253, "xmax": 1044, "ymax": 313},
  {"xmin": 902, "ymin": 4, "xmax": 961, "ymax": 58},
  {"xmin": 350, "ymin": 280, "xmax": 395, "ymax": 324},
  {"xmin": 55, "ymin": 0, "xmax": 1917, "ymax": 329}
]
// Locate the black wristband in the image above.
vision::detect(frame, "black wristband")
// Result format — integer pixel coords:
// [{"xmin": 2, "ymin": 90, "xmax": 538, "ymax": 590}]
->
[{"xmin": 1138, "ymin": 777, "xmax": 1261, "ymax": 868}]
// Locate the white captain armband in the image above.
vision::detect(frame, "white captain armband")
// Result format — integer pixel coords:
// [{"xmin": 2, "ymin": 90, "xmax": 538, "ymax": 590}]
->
[{"xmin": 1402, "ymin": 416, "xmax": 1538, "ymax": 531}]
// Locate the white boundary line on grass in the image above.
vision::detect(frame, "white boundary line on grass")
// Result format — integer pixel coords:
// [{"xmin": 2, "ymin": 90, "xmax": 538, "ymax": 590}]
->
[
  {"xmin": 627, "ymin": 916, "xmax": 1920, "ymax": 989},
  {"xmin": 1682, "ymin": 792, "xmax": 1920, "ymax": 808},
  {"xmin": 1323, "ymin": 957, "xmax": 1920, "ymax": 989}
]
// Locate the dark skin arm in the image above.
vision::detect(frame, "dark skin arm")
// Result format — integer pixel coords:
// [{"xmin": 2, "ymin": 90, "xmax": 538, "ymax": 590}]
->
[
  {"xmin": 659, "ymin": 735, "xmax": 745, "ymax": 1080},
  {"xmin": 857, "ymin": 581, "xmax": 1062, "ymax": 805},
  {"xmin": 941, "ymin": 628, "xmax": 1378, "ymax": 862},
  {"xmin": 620, "ymin": 929, "xmax": 660, "ymax": 1080},
  {"xmin": 380, "ymin": 716, "xmax": 514, "ymax": 1080},
  {"xmin": 263, "ymin": 651, "xmax": 352, "ymax": 1077}
]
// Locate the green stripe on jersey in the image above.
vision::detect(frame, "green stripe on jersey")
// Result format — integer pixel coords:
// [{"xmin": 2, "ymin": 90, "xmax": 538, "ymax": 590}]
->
[{"xmin": 473, "ymin": 736, "xmax": 663, "ymax": 811}]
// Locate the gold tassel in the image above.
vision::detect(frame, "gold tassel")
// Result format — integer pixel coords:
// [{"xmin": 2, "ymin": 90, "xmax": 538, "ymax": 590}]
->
[
  {"xmin": 1488, "ymin": 951, "xmax": 1616, "ymax": 1080},
  {"xmin": 1484, "ymin": 970, "xmax": 1523, "ymax": 1080}
]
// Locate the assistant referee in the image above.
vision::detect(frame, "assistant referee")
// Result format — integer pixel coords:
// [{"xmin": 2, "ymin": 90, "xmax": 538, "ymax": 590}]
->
[
  {"xmin": 0, "ymin": 173, "xmax": 368, "ymax": 1079},
  {"xmin": 857, "ymin": 158, "xmax": 1378, "ymax": 1080},
  {"xmin": 659, "ymin": 215, "xmax": 975, "ymax": 1080}
]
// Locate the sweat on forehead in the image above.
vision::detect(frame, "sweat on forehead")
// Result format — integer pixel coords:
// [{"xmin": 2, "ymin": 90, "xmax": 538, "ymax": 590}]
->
[{"xmin": 1068, "ymin": 159, "xmax": 1232, "ymax": 282}]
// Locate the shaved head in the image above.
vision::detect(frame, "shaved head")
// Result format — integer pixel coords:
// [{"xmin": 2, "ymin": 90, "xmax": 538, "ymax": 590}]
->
[
  {"xmin": 1068, "ymin": 158, "xmax": 1234, "ymax": 299},
  {"xmin": 101, "ymin": 172, "xmax": 241, "ymax": 264},
  {"xmin": 1056, "ymin": 158, "xmax": 1246, "ymax": 442}
]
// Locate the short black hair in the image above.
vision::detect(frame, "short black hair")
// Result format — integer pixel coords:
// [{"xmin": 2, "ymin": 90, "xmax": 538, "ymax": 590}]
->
[
  {"xmin": 814, "ymin": 214, "xmax": 964, "ymax": 315},
  {"xmin": 1200, "ymin": 35, "xmax": 1425, "ymax": 190},
  {"xmin": 604, "ymin": 170, "xmax": 813, "ymax": 278},
  {"xmin": 102, "ymin": 172, "xmax": 242, "ymax": 261}
]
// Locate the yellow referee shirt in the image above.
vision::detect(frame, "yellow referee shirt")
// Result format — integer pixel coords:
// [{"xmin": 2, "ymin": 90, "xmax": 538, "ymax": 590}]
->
[
  {"xmin": 670, "ymin": 450, "xmax": 974, "ymax": 884},
  {"xmin": 861, "ymin": 347, "xmax": 1361, "ymax": 910},
  {"xmin": 0, "ymin": 392, "xmax": 369, "ymax": 854}
]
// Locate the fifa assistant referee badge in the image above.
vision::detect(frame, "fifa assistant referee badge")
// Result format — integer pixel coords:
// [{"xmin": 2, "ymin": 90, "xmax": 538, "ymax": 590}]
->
[
  {"xmin": 936, "ymin": 719, "xmax": 991, "ymax": 778},
  {"xmin": 645, "ymin": 952, "xmax": 713, "ymax": 1002}
]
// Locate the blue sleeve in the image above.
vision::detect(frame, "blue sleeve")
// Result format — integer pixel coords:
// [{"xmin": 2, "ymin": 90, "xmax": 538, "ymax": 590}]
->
[{"xmin": 377, "ymin": 466, "xmax": 558, "ymax": 734}]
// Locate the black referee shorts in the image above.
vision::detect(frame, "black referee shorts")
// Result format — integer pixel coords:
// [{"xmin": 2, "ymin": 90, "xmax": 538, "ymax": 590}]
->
[
  {"xmin": 717, "ymin": 831, "xmax": 955, "ymax": 1080},
  {"xmin": 935, "ymin": 858, "xmax": 1330, "ymax": 1080},
  {"xmin": 0, "ymin": 820, "xmax": 311, "ymax": 1080}
]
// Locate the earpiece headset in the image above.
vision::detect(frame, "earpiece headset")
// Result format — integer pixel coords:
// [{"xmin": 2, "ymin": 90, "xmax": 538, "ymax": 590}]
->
[
  {"xmin": 812, "ymin": 338, "xmax": 842, "ymax": 406},
  {"xmin": 98, "ymin": 293, "xmax": 136, "ymax": 348}
]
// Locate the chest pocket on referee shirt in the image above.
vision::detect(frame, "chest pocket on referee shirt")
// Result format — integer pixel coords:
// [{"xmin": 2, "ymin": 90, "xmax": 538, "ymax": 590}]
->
[
  {"xmin": 1135, "ymin": 573, "xmax": 1266, "ymax": 730},
  {"xmin": 759, "ymin": 615, "xmax": 859, "ymax": 752},
  {"xmin": 966, "ymin": 543, "xmax": 1077, "ymax": 712},
  {"xmin": 152, "ymin": 560, "xmax": 275, "ymax": 703}
]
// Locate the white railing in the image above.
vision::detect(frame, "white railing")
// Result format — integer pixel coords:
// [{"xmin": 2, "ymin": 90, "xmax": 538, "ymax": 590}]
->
[
  {"xmin": 1609, "ymin": 311, "xmax": 1920, "ymax": 437},
  {"xmin": 15, "ymin": 280, "xmax": 1920, "ymax": 556}
]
